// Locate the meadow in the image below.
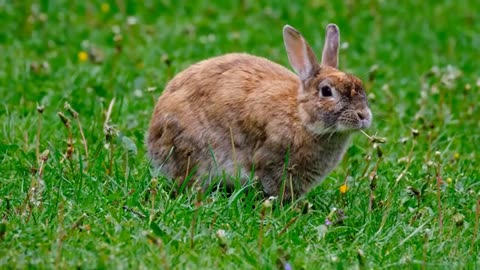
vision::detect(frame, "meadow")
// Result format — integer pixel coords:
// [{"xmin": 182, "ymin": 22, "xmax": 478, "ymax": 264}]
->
[{"xmin": 1, "ymin": 0, "xmax": 479, "ymax": 269}]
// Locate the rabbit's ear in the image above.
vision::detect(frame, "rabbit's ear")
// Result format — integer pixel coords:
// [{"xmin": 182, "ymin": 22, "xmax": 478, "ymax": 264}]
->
[
  {"xmin": 321, "ymin": 24, "xmax": 340, "ymax": 68},
  {"xmin": 283, "ymin": 25, "xmax": 319, "ymax": 81}
]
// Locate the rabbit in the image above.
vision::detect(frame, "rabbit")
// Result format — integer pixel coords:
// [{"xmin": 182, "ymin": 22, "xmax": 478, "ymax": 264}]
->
[{"xmin": 147, "ymin": 24, "xmax": 372, "ymax": 200}]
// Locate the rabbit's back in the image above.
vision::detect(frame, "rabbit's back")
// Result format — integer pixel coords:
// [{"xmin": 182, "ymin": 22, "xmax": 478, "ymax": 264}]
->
[{"xmin": 148, "ymin": 53, "xmax": 301, "ymax": 185}]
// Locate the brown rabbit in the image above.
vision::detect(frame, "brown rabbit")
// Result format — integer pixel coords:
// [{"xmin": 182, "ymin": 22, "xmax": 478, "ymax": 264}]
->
[{"xmin": 147, "ymin": 24, "xmax": 372, "ymax": 200}]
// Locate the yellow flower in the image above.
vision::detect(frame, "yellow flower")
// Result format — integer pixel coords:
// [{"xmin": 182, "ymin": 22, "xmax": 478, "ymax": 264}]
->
[
  {"xmin": 101, "ymin": 3, "xmax": 110, "ymax": 13},
  {"xmin": 339, "ymin": 184, "xmax": 348, "ymax": 194},
  {"xmin": 78, "ymin": 51, "xmax": 88, "ymax": 62},
  {"xmin": 454, "ymin": 152, "xmax": 460, "ymax": 160},
  {"xmin": 446, "ymin": 177, "xmax": 452, "ymax": 184}
]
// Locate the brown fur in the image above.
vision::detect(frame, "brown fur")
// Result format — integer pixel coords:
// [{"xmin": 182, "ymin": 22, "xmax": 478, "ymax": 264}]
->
[{"xmin": 147, "ymin": 25, "xmax": 372, "ymax": 200}]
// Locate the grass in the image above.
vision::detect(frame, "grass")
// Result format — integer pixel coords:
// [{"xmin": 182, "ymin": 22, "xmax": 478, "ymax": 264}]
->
[{"xmin": 1, "ymin": 0, "xmax": 479, "ymax": 269}]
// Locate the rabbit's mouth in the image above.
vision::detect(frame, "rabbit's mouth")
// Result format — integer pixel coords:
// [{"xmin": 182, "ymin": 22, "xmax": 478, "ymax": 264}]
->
[
  {"xmin": 300, "ymin": 106, "xmax": 372, "ymax": 135},
  {"xmin": 336, "ymin": 108, "xmax": 372, "ymax": 131}
]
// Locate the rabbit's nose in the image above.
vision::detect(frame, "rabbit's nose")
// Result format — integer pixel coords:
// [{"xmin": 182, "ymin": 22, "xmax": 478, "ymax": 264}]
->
[
  {"xmin": 357, "ymin": 109, "xmax": 372, "ymax": 129},
  {"xmin": 357, "ymin": 111, "xmax": 366, "ymax": 120}
]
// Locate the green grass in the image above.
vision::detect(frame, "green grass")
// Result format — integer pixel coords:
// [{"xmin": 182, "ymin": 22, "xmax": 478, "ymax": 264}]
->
[{"xmin": 1, "ymin": 0, "xmax": 479, "ymax": 269}]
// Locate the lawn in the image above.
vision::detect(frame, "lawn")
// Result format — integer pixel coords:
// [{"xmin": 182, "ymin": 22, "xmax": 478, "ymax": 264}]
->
[{"xmin": 1, "ymin": 0, "xmax": 479, "ymax": 269}]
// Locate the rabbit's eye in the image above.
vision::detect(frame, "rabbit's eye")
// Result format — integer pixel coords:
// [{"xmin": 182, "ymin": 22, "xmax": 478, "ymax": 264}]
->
[{"xmin": 320, "ymin": 86, "xmax": 332, "ymax": 97}]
